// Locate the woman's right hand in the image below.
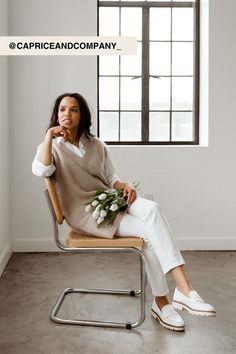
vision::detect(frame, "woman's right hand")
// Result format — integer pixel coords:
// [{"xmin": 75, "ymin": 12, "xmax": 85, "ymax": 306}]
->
[{"xmin": 47, "ymin": 126, "xmax": 70, "ymax": 142}]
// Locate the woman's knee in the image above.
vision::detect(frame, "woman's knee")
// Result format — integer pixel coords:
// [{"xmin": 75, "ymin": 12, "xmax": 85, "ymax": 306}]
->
[{"xmin": 137, "ymin": 199, "xmax": 162, "ymax": 223}]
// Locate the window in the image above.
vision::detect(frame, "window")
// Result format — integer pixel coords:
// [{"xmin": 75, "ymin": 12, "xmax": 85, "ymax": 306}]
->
[{"xmin": 98, "ymin": 0, "xmax": 199, "ymax": 145}]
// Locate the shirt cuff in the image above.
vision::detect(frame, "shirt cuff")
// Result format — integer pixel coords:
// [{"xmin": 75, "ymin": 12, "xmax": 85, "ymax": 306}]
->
[
  {"xmin": 107, "ymin": 175, "xmax": 120, "ymax": 189},
  {"xmin": 32, "ymin": 158, "xmax": 56, "ymax": 177}
]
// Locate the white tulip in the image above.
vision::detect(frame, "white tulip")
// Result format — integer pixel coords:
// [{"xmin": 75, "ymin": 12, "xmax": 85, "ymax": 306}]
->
[
  {"xmin": 110, "ymin": 203, "xmax": 118, "ymax": 211},
  {"xmin": 97, "ymin": 217, "xmax": 105, "ymax": 225},
  {"xmin": 85, "ymin": 204, "xmax": 92, "ymax": 212},
  {"xmin": 98, "ymin": 193, "xmax": 106, "ymax": 200},
  {"xmin": 106, "ymin": 189, "xmax": 115, "ymax": 193},
  {"xmin": 92, "ymin": 210, "xmax": 100, "ymax": 219},
  {"xmin": 100, "ymin": 210, "xmax": 107, "ymax": 218},
  {"xmin": 95, "ymin": 204, "xmax": 102, "ymax": 212},
  {"xmin": 91, "ymin": 200, "xmax": 99, "ymax": 207}
]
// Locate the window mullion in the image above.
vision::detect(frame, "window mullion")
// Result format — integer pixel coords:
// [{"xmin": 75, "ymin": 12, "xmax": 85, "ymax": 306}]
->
[
  {"xmin": 170, "ymin": 5, "xmax": 173, "ymax": 142},
  {"xmin": 142, "ymin": 7, "xmax": 150, "ymax": 142},
  {"xmin": 193, "ymin": 0, "xmax": 200, "ymax": 144},
  {"xmin": 118, "ymin": 6, "xmax": 121, "ymax": 141}
]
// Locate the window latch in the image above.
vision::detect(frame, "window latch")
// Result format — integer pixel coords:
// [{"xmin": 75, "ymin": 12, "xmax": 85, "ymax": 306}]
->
[
  {"xmin": 131, "ymin": 76, "xmax": 142, "ymax": 80},
  {"xmin": 150, "ymin": 75, "xmax": 161, "ymax": 79},
  {"xmin": 131, "ymin": 75, "xmax": 161, "ymax": 80}
]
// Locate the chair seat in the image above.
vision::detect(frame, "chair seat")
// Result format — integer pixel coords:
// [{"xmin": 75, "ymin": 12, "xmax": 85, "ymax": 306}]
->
[{"xmin": 66, "ymin": 229, "xmax": 144, "ymax": 248}]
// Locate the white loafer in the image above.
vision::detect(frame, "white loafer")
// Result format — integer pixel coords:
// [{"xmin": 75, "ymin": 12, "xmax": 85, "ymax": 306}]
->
[
  {"xmin": 172, "ymin": 288, "xmax": 216, "ymax": 317},
  {"xmin": 151, "ymin": 300, "xmax": 185, "ymax": 332}
]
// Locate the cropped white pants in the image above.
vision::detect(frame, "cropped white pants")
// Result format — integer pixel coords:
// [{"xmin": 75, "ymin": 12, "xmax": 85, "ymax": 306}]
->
[{"xmin": 115, "ymin": 197, "xmax": 185, "ymax": 297}]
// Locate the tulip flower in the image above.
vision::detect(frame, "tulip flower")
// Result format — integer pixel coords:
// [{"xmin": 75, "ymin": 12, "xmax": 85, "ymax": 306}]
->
[
  {"xmin": 91, "ymin": 200, "xmax": 99, "ymax": 207},
  {"xmin": 95, "ymin": 204, "xmax": 102, "ymax": 212},
  {"xmin": 85, "ymin": 204, "xmax": 92, "ymax": 212},
  {"xmin": 98, "ymin": 193, "xmax": 106, "ymax": 200},
  {"xmin": 97, "ymin": 216, "xmax": 105, "ymax": 225},
  {"xmin": 100, "ymin": 210, "xmax": 107, "ymax": 218},
  {"xmin": 92, "ymin": 210, "xmax": 100, "ymax": 219},
  {"xmin": 110, "ymin": 203, "xmax": 118, "ymax": 211}
]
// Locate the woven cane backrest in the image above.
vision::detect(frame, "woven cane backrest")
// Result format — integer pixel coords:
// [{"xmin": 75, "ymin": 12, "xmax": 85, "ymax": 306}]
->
[{"xmin": 44, "ymin": 177, "xmax": 64, "ymax": 224}]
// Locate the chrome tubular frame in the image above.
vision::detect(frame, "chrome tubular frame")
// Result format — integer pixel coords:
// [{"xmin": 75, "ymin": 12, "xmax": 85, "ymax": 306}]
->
[{"xmin": 45, "ymin": 190, "xmax": 147, "ymax": 329}]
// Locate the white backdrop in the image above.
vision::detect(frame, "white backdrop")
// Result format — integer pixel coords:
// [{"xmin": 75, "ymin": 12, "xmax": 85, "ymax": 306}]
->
[{"xmin": 1, "ymin": 0, "xmax": 236, "ymax": 256}]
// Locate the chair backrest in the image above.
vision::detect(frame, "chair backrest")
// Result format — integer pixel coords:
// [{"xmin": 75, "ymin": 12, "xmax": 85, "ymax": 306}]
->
[{"xmin": 44, "ymin": 177, "xmax": 64, "ymax": 224}]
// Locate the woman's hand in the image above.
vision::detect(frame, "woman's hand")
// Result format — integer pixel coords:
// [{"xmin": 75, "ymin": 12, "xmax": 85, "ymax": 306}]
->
[
  {"xmin": 37, "ymin": 126, "xmax": 70, "ymax": 166},
  {"xmin": 48, "ymin": 126, "xmax": 71, "ymax": 142},
  {"xmin": 113, "ymin": 181, "xmax": 137, "ymax": 207},
  {"xmin": 123, "ymin": 184, "xmax": 137, "ymax": 206}
]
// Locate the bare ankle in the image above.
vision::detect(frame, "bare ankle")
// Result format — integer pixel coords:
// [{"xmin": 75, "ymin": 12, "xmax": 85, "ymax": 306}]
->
[
  {"xmin": 177, "ymin": 284, "xmax": 193, "ymax": 296},
  {"xmin": 155, "ymin": 296, "xmax": 169, "ymax": 310}
]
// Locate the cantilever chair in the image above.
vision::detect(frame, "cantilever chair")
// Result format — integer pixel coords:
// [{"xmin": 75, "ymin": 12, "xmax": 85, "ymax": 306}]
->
[{"xmin": 44, "ymin": 177, "xmax": 147, "ymax": 329}]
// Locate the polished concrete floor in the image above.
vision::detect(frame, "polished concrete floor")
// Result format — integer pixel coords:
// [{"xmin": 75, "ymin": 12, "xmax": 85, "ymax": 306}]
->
[{"xmin": 0, "ymin": 251, "xmax": 235, "ymax": 354}]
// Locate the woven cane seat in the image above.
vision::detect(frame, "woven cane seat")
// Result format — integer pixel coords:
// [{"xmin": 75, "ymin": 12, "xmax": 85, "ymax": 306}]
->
[{"xmin": 66, "ymin": 229, "xmax": 144, "ymax": 248}]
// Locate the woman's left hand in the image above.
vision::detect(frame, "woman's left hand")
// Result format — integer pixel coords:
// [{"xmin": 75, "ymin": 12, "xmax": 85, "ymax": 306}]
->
[{"xmin": 123, "ymin": 184, "xmax": 137, "ymax": 206}]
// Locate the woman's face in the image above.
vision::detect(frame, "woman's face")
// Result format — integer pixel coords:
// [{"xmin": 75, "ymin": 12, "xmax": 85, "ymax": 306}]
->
[{"xmin": 58, "ymin": 96, "xmax": 80, "ymax": 131}]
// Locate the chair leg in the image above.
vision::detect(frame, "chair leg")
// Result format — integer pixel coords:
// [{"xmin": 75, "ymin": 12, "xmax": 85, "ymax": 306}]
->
[{"xmin": 50, "ymin": 250, "xmax": 147, "ymax": 329}]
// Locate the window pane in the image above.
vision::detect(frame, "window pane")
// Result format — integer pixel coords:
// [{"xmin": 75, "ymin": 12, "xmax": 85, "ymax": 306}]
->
[
  {"xmin": 98, "ymin": 1, "xmax": 198, "ymax": 144},
  {"xmin": 99, "ymin": 112, "xmax": 119, "ymax": 142},
  {"xmin": 99, "ymin": 56, "xmax": 119, "ymax": 75},
  {"xmin": 149, "ymin": 112, "xmax": 170, "ymax": 141},
  {"xmin": 150, "ymin": 42, "xmax": 171, "ymax": 75},
  {"xmin": 150, "ymin": 8, "xmax": 171, "ymax": 41},
  {"xmin": 99, "ymin": 8, "xmax": 119, "ymax": 36},
  {"xmin": 172, "ymin": 77, "xmax": 193, "ymax": 110},
  {"xmin": 172, "ymin": 8, "xmax": 194, "ymax": 41},
  {"xmin": 120, "ymin": 112, "xmax": 141, "ymax": 141},
  {"xmin": 121, "ymin": 42, "xmax": 142, "ymax": 76},
  {"xmin": 120, "ymin": 77, "xmax": 141, "ymax": 110},
  {"xmin": 150, "ymin": 77, "xmax": 170, "ymax": 110},
  {"xmin": 99, "ymin": 77, "xmax": 119, "ymax": 110},
  {"xmin": 172, "ymin": 42, "xmax": 193, "ymax": 75},
  {"xmin": 172, "ymin": 112, "xmax": 193, "ymax": 141},
  {"xmin": 121, "ymin": 8, "xmax": 142, "ymax": 41}
]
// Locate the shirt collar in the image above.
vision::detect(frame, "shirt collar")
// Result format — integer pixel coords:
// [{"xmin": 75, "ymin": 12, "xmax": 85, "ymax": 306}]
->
[{"xmin": 56, "ymin": 135, "xmax": 85, "ymax": 151}]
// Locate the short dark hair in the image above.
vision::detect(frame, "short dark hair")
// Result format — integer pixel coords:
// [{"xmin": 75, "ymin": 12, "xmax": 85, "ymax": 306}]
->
[{"xmin": 47, "ymin": 92, "xmax": 94, "ymax": 142}]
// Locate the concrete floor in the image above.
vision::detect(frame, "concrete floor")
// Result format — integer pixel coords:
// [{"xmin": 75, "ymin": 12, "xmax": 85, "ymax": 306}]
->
[{"xmin": 0, "ymin": 251, "xmax": 235, "ymax": 354}]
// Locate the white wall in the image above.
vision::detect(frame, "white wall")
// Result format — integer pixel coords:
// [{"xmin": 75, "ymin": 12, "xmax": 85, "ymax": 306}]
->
[
  {"xmin": 9, "ymin": 0, "xmax": 97, "ymax": 251},
  {"xmin": 9, "ymin": 0, "xmax": 236, "ymax": 252},
  {"xmin": 0, "ymin": 0, "xmax": 11, "ymax": 275}
]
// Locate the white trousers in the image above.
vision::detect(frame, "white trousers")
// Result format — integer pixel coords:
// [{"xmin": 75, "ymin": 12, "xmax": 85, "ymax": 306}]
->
[{"xmin": 115, "ymin": 197, "xmax": 185, "ymax": 297}]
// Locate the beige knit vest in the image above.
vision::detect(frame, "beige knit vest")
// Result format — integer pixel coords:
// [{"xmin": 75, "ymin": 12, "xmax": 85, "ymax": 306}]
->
[{"xmin": 51, "ymin": 137, "xmax": 126, "ymax": 238}]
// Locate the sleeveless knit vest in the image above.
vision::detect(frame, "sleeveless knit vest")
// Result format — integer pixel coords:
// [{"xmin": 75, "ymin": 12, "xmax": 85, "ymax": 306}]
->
[{"xmin": 51, "ymin": 137, "xmax": 126, "ymax": 238}]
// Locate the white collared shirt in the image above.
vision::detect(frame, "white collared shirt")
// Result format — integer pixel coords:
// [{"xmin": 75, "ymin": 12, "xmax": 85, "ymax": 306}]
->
[{"xmin": 32, "ymin": 137, "xmax": 120, "ymax": 188}]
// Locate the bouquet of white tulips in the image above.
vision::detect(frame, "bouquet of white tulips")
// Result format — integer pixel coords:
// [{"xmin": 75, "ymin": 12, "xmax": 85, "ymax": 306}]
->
[{"xmin": 84, "ymin": 189, "xmax": 128, "ymax": 226}]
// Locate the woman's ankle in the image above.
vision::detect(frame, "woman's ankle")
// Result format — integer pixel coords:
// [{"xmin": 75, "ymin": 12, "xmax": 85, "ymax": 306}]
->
[
  {"xmin": 176, "ymin": 284, "xmax": 193, "ymax": 296},
  {"xmin": 155, "ymin": 296, "xmax": 169, "ymax": 310}
]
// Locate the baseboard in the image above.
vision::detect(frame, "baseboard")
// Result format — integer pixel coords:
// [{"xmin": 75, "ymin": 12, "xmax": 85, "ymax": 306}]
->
[
  {"xmin": 13, "ymin": 239, "xmax": 61, "ymax": 252},
  {"xmin": 13, "ymin": 237, "xmax": 236, "ymax": 252},
  {"xmin": 176, "ymin": 237, "xmax": 236, "ymax": 251},
  {"xmin": 0, "ymin": 241, "xmax": 13, "ymax": 277}
]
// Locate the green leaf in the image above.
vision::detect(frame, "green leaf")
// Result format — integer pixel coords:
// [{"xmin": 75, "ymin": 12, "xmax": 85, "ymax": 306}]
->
[{"xmin": 107, "ymin": 211, "xmax": 117, "ymax": 225}]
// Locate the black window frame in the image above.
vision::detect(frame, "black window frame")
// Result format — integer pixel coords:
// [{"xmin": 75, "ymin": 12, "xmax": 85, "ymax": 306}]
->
[{"xmin": 97, "ymin": 0, "xmax": 200, "ymax": 145}]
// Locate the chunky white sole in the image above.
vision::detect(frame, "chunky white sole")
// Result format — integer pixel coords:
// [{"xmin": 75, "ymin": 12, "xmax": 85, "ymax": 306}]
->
[
  {"xmin": 151, "ymin": 309, "xmax": 185, "ymax": 332},
  {"xmin": 172, "ymin": 301, "xmax": 216, "ymax": 317}
]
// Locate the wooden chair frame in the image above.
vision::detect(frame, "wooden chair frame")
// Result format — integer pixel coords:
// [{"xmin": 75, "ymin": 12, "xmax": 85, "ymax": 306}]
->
[{"xmin": 44, "ymin": 177, "xmax": 147, "ymax": 329}]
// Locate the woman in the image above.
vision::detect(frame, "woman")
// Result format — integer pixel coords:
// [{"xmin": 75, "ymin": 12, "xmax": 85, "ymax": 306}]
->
[{"xmin": 32, "ymin": 93, "xmax": 216, "ymax": 332}]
